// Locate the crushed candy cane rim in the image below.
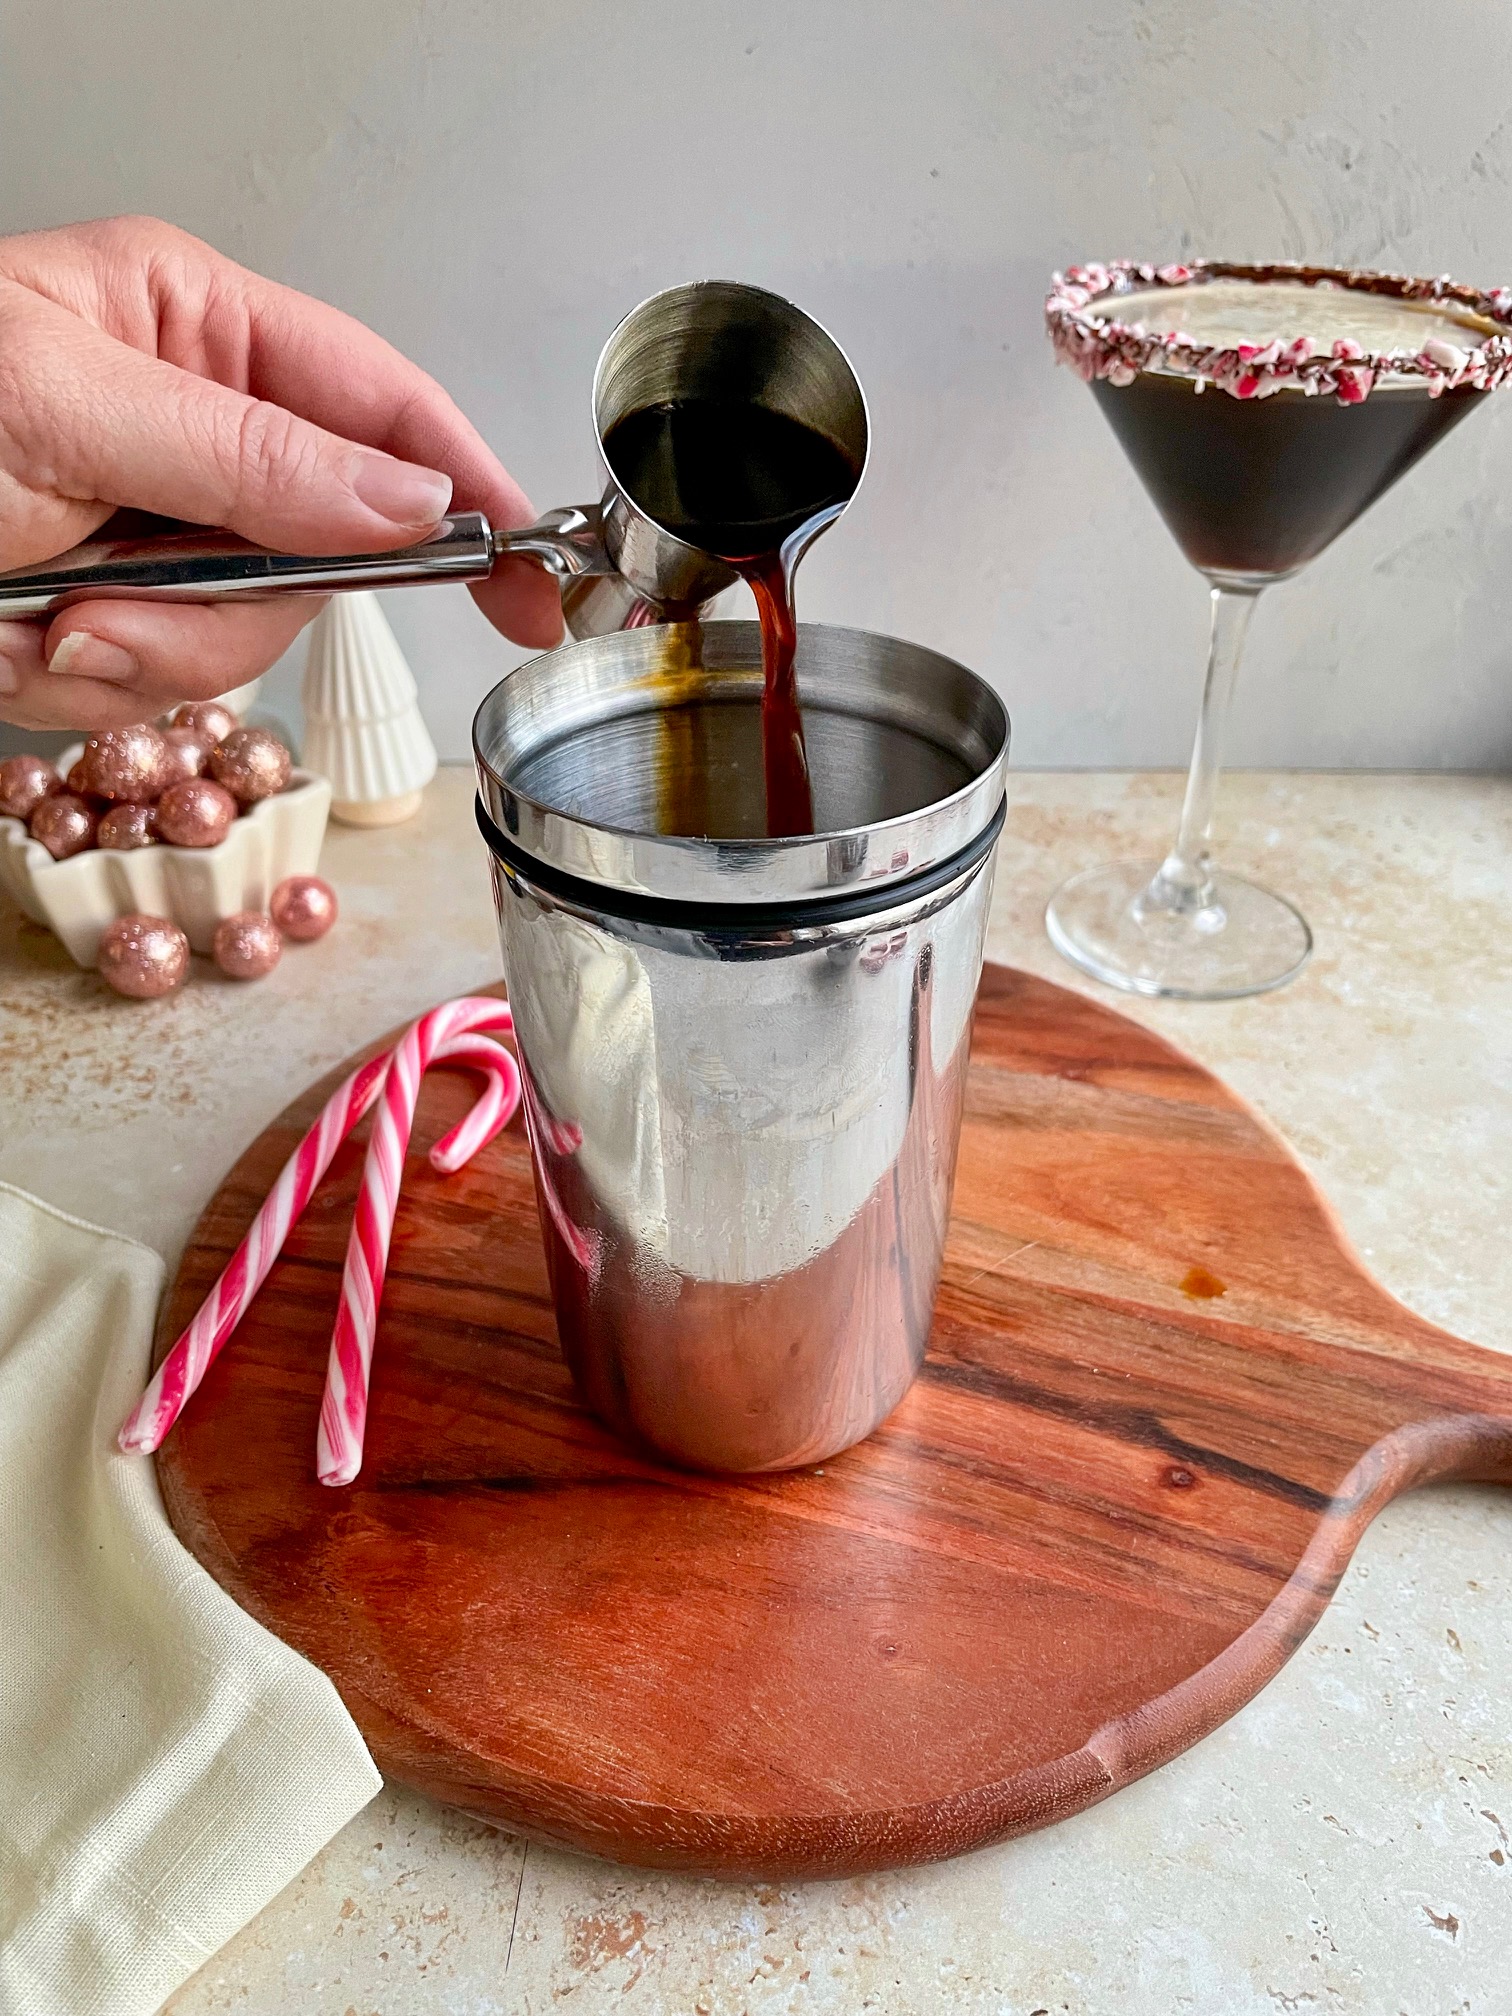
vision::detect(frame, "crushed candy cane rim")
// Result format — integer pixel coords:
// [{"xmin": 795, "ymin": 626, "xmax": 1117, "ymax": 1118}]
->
[{"xmin": 1045, "ymin": 259, "xmax": 1512, "ymax": 404}]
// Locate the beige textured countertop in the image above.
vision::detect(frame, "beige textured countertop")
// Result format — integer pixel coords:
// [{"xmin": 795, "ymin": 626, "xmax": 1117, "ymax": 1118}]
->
[{"xmin": 3, "ymin": 767, "xmax": 1509, "ymax": 2015}]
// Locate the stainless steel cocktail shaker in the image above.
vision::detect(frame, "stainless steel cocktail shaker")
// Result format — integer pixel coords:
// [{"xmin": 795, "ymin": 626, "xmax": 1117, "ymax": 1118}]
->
[{"xmin": 474, "ymin": 621, "xmax": 1009, "ymax": 1472}]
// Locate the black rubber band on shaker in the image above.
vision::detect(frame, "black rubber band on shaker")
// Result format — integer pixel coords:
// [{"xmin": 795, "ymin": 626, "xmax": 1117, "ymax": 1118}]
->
[{"xmin": 474, "ymin": 792, "xmax": 1007, "ymax": 936}]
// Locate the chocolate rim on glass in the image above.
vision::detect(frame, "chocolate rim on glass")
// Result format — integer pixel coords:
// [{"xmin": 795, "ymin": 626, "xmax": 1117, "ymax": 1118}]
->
[{"xmin": 1044, "ymin": 259, "xmax": 1512, "ymax": 1000}]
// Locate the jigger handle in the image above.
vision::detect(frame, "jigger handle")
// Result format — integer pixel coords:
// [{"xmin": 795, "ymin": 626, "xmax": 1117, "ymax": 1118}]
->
[{"xmin": 0, "ymin": 505, "xmax": 613, "ymax": 619}]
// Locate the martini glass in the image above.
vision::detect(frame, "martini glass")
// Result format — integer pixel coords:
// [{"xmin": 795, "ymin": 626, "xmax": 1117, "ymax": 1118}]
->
[{"xmin": 1044, "ymin": 260, "xmax": 1511, "ymax": 999}]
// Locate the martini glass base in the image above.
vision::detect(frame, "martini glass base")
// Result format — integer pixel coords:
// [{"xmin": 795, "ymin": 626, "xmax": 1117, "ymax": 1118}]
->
[{"xmin": 1045, "ymin": 862, "xmax": 1313, "ymax": 1001}]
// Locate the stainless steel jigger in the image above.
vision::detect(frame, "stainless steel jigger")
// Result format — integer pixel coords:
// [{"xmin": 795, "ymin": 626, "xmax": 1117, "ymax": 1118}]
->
[{"xmin": 0, "ymin": 281, "xmax": 868, "ymax": 641}]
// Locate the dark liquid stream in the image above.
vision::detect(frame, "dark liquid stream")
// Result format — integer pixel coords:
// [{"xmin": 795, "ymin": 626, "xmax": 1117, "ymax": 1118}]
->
[
  {"xmin": 602, "ymin": 400, "xmax": 860, "ymax": 837},
  {"xmin": 1091, "ymin": 370, "xmax": 1484, "ymax": 576}
]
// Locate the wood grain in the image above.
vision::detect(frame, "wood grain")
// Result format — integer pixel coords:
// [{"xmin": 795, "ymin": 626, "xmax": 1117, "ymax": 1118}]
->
[{"xmin": 155, "ymin": 964, "xmax": 1512, "ymax": 1878}]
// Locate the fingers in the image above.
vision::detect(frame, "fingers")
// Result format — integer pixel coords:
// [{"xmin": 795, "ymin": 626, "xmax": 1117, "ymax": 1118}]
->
[
  {"xmin": 2, "ymin": 221, "xmax": 504, "ymax": 514},
  {"xmin": 0, "ymin": 280, "xmax": 456, "ymax": 566},
  {"xmin": 0, "ymin": 220, "xmax": 565, "ymax": 651},
  {"xmin": 470, "ymin": 562, "xmax": 565, "ymax": 649},
  {"xmin": 49, "ymin": 596, "xmax": 323, "ymax": 706},
  {"xmin": 0, "ymin": 620, "xmax": 146, "ymax": 729},
  {"xmin": 0, "ymin": 597, "xmax": 319, "ymax": 731},
  {"xmin": 218, "ymin": 256, "xmax": 563, "ymax": 644}
]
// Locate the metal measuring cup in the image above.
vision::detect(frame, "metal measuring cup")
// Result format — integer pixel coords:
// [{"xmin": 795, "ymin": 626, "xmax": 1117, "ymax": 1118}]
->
[{"xmin": 0, "ymin": 282, "xmax": 868, "ymax": 641}]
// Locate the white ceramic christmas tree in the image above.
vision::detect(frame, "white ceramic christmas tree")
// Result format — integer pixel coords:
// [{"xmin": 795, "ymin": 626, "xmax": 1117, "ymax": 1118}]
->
[{"xmin": 301, "ymin": 593, "xmax": 437, "ymax": 827}]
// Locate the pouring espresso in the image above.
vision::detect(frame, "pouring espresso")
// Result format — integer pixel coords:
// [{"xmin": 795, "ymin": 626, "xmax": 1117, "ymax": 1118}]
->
[
  {"xmin": 592, "ymin": 283, "xmax": 868, "ymax": 837},
  {"xmin": 0, "ymin": 280, "xmax": 868, "ymax": 838}
]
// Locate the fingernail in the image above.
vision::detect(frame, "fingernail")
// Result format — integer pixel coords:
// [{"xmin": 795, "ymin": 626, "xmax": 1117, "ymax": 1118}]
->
[
  {"xmin": 0, "ymin": 656, "xmax": 18, "ymax": 696},
  {"xmin": 49, "ymin": 631, "xmax": 138, "ymax": 683},
  {"xmin": 349, "ymin": 452, "xmax": 453, "ymax": 529}
]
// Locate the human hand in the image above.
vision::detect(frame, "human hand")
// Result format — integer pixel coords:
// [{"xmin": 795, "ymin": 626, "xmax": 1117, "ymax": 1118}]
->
[{"xmin": 0, "ymin": 215, "xmax": 562, "ymax": 729}]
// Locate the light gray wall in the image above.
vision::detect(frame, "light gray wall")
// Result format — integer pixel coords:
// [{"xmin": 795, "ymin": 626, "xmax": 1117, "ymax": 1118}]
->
[{"xmin": 4, "ymin": 0, "xmax": 1511, "ymax": 768}]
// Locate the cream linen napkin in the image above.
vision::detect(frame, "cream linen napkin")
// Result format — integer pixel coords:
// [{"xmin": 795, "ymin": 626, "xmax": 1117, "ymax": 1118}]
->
[{"xmin": 0, "ymin": 1180, "xmax": 382, "ymax": 2016}]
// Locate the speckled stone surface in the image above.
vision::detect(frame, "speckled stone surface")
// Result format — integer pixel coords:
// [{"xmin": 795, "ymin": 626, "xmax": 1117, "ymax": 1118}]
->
[{"xmin": 3, "ymin": 767, "xmax": 1508, "ymax": 2015}]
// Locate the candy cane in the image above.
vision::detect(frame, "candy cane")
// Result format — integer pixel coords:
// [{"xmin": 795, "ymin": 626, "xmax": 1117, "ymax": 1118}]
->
[
  {"xmin": 316, "ymin": 996, "xmax": 514, "ymax": 1486},
  {"xmin": 428, "ymin": 1029, "xmax": 521, "ymax": 1173},
  {"xmin": 119, "ymin": 1009, "xmax": 517, "ymax": 1456}
]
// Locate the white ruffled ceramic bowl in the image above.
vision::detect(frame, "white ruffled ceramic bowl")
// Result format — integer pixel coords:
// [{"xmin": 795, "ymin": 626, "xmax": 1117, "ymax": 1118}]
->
[{"xmin": 0, "ymin": 764, "xmax": 331, "ymax": 967}]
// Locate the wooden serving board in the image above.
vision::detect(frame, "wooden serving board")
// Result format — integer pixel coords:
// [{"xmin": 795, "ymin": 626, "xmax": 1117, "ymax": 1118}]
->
[{"xmin": 156, "ymin": 964, "xmax": 1512, "ymax": 1880}]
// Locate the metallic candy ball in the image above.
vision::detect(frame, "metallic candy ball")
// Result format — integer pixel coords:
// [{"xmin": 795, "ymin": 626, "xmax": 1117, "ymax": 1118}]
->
[
  {"xmin": 77, "ymin": 724, "xmax": 170, "ymax": 803},
  {"xmin": 169, "ymin": 700, "xmax": 238, "ymax": 747},
  {"xmin": 0, "ymin": 753, "xmax": 61, "ymax": 820},
  {"xmin": 155, "ymin": 777, "xmax": 238, "ymax": 848},
  {"xmin": 29, "ymin": 792, "xmax": 99, "ymax": 859},
  {"xmin": 98, "ymin": 803, "xmax": 159, "ymax": 850},
  {"xmin": 269, "ymin": 874, "xmax": 338, "ymax": 942},
  {"xmin": 212, "ymin": 910, "xmax": 283, "ymax": 980},
  {"xmin": 160, "ymin": 726, "xmax": 213, "ymax": 785},
  {"xmin": 209, "ymin": 727, "xmax": 292, "ymax": 806},
  {"xmin": 98, "ymin": 914, "xmax": 190, "ymax": 999}
]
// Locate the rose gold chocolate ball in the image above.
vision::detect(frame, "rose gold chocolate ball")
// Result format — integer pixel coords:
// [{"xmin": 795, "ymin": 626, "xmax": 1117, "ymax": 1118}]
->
[
  {"xmin": 98, "ymin": 803, "xmax": 158, "ymax": 850},
  {"xmin": 269, "ymin": 874, "xmax": 338, "ymax": 942},
  {"xmin": 78, "ymin": 723, "xmax": 170, "ymax": 803},
  {"xmin": 169, "ymin": 700, "xmax": 238, "ymax": 747},
  {"xmin": 160, "ymin": 726, "xmax": 213, "ymax": 785},
  {"xmin": 212, "ymin": 910, "xmax": 283, "ymax": 980},
  {"xmin": 209, "ymin": 727, "xmax": 291, "ymax": 806},
  {"xmin": 0, "ymin": 754, "xmax": 61, "ymax": 820},
  {"xmin": 155, "ymin": 777, "xmax": 237, "ymax": 848},
  {"xmin": 66, "ymin": 757, "xmax": 93, "ymax": 797},
  {"xmin": 98, "ymin": 914, "xmax": 190, "ymax": 999},
  {"xmin": 29, "ymin": 792, "xmax": 99, "ymax": 859}
]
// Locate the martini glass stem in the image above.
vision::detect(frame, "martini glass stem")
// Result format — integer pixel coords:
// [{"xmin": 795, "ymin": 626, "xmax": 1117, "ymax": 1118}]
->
[{"xmin": 1140, "ymin": 584, "xmax": 1259, "ymax": 917}]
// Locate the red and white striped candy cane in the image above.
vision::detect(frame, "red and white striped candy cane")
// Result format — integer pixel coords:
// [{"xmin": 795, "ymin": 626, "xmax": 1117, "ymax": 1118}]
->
[
  {"xmin": 316, "ymin": 995, "xmax": 514, "ymax": 1486},
  {"xmin": 427, "ymin": 1029, "xmax": 521, "ymax": 1173},
  {"xmin": 119, "ymin": 1011, "xmax": 517, "ymax": 1456}
]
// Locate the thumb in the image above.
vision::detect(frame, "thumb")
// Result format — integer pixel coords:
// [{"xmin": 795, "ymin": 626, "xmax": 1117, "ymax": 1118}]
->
[{"xmin": 0, "ymin": 280, "xmax": 453, "ymax": 557}]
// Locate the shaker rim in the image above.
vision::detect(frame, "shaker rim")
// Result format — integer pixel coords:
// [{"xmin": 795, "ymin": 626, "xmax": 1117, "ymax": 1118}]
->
[{"xmin": 472, "ymin": 620, "xmax": 1010, "ymax": 908}]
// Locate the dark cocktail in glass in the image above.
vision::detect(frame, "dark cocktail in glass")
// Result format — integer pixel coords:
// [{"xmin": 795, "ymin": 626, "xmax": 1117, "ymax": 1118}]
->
[{"xmin": 1045, "ymin": 261, "xmax": 1511, "ymax": 998}]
